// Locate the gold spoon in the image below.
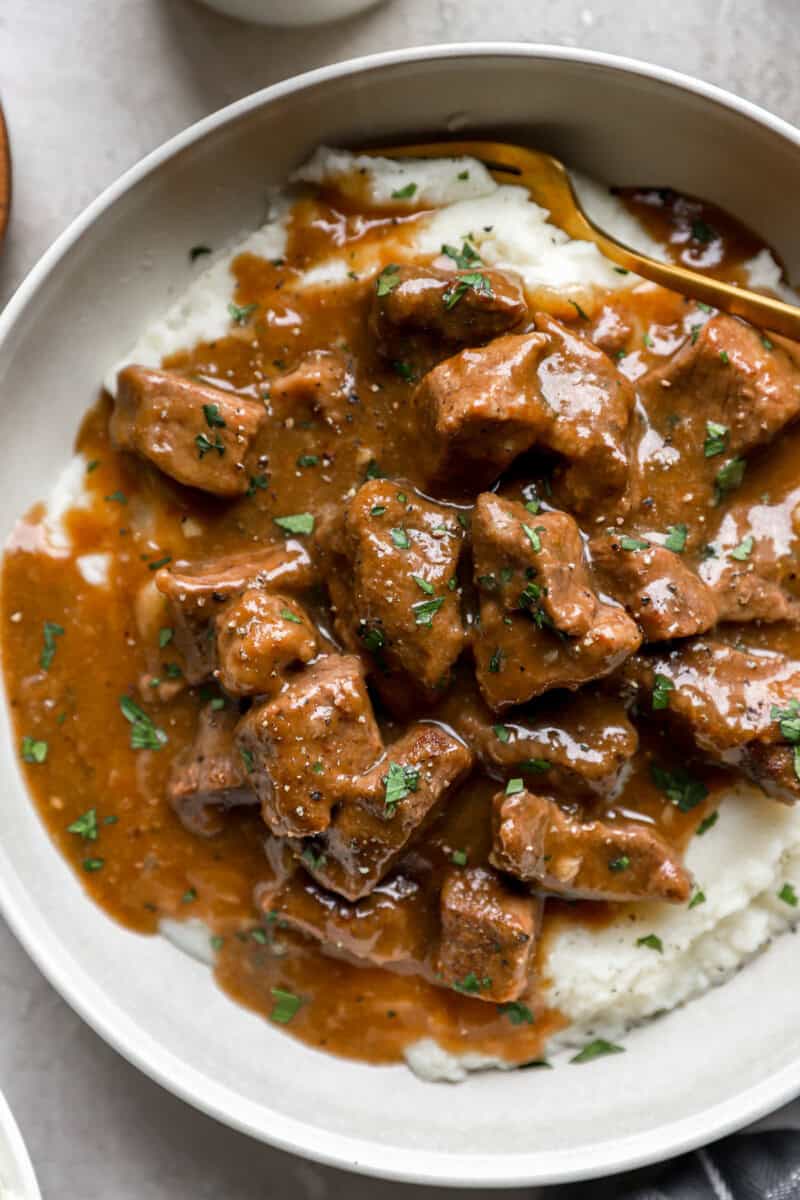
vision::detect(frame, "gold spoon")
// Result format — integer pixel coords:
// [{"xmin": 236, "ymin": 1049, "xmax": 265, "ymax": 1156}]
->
[{"xmin": 365, "ymin": 139, "xmax": 800, "ymax": 341}]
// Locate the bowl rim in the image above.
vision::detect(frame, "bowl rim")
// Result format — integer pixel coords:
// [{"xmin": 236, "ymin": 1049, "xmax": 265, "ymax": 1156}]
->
[
  {"xmin": 2, "ymin": 41, "xmax": 800, "ymax": 1188},
  {"xmin": 0, "ymin": 1089, "xmax": 41, "ymax": 1200}
]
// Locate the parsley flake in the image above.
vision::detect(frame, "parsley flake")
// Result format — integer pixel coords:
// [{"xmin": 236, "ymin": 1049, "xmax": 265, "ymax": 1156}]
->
[
  {"xmin": 203, "ymin": 403, "xmax": 226, "ymax": 428},
  {"xmin": 704, "ymin": 420, "xmax": 729, "ymax": 458},
  {"xmin": 119, "ymin": 695, "xmax": 167, "ymax": 751},
  {"xmin": 228, "ymin": 301, "xmax": 258, "ymax": 325},
  {"xmin": 499, "ymin": 1001, "xmax": 534, "ymax": 1025},
  {"xmin": 570, "ymin": 1039, "xmax": 624, "ymax": 1064},
  {"xmin": 40, "ymin": 620, "xmax": 65, "ymax": 671},
  {"xmin": 390, "ymin": 527, "xmax": 410, "ymax": 549},
  {"xmin": 384, "ymin": 761, "xmax": 421, "ymax": 815},
  {"xmin": 412, "ymin": 597, "xmax": 444, "ymax": 627},
  {"xmin": 376, "ymin": 265, "xmax": 402, "ymax": 296},
  {"xmin": 391, "ymin": 182, "xmax": 417, "ymax": 199},
  {"xmin": 636, "ymin": 933, "xmax": 663, "ymax": 952},
  {"xmin": 442, "ymin": 272, "xmax": 493, "ymax": 310},
  {"xmin": 270, "ymin": 987, "xmax": 304, "ymax": 1024},
  {"xmin": 664, "ymin": 524, "xmax": 687, "ymax": 553},
  {"xmin": 195, "ymin": 432, "xmax": 224, "ymax": 459},
  {"xmin": 67, "ymin": 809, "xmax": 98, "ymax": 841},
  {"xmin": 730, "ymin": 535, "xmax": 754, "ymax": 561},
  {"xmin": 273, "ymin": 512, "xmax": 314, "ymax": 535},
  {"xmin": 651, "ymin": 763, "xmax": 708, "ymax": 811},
  {"xmin": 21, "ymin": 736, "xmax": 48, "ymax": 764},
  {"xmin": 652, "ymin": 673, "xmax": 675, "ymax": 710},
  {"xmin": 412, "ymin": 575, "xmax": 435, "ymax": 595},
  {"xmin": 441, "ymin": 240, "xmax": 482, "ymax": 269},
  {"xmin": 778, "ymin": 882, "xmax": 798, "ymax": 907}
]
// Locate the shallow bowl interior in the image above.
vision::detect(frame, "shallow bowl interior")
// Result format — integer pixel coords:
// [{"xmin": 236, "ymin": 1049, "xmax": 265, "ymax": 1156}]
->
[{"xmin": 1, "ymin": 45, "xmax": 800, "ymax": 1188}]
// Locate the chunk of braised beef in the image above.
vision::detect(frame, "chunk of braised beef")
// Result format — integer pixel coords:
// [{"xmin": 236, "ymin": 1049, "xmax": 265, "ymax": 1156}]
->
[
  {"xmin": 167, "ymin": 703, "xmax": 255, "ymax": 836},
  {"xmin": 532, "ymin": 313, "xmax": 634, "ymax": 512},
  {"xmin": 624, "ymin": 640, "xmax": 800, "ymax": 800},
  {"xmin": 155, "ymin": 543, "xmax": 315, "ymax": 684},
  {"xmin": 371, "ymin": 264, "xmax": 527, "ymax": 363},
  {"xmin": 293, "ymin": 723, "xmax": 473, "ymax": 901},
  {"xmin": 490, "ymin": 790, "xmax": 691, "ymax": 902},
  {"xmin": 325, "ymin": 480, "xmax": 466, "ymax": 694},
  {"xmin": 590, "ymin": 532, "xmax": 718, "ymax": 641},
  {"xmin": 435, "ymin": 866, "xmax": 541, "ymax": 1003},
  {"xmin": 259, "ymin": 870, "xmax": 432, "ymax": 969},
  {"xmin": 111, "ymin": 365, "xmax": 265, "ymax": 497},
  {"xmin": 215, "ymin": 590, "xmax": 318, "ymax": 697},
  {"xmin": 412, "ymin": 332, "xmax": 548, "ymax": 488},
  {"xmin": 472, "ymin": 494, "xmax": 640, "ymax": 711},
  {"xmin": 440, "ymin": 685, "xmax": 638, "ymax": 798},
  {"xmin": 236, "ymin": 654, "xmax": 383, "ymax": 838},
  {"xmin": 269, "ymin": 349, "xmax": 356, "ymax": 431}
]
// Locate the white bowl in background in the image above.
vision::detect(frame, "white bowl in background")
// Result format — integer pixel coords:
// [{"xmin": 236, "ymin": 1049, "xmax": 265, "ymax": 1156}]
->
[
  {"xmin": 1, "ymin": 45, "xmax": 800, "ymax": 1189},
  {"xmin": 0, "ymin": 1091, "xmax": 41, "ymax": 1200},
  {"xmin": 195, "ymin": 0, "xmax": 385, "ymax": 27}
]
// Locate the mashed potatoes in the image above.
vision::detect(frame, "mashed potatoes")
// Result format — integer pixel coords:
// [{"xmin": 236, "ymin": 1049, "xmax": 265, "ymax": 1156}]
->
[{"xmin": 97, "ymin": 148, "xmax": 800, "ymax": 1081}]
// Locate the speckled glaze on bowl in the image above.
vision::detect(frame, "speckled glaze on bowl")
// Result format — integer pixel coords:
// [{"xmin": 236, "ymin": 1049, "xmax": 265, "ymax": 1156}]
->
[{"xmin": 1, "ymin": 45, "xmax": 800, "ymax": 1189}]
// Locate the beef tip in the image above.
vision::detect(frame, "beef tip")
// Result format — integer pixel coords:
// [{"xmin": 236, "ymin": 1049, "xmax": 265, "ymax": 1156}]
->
[
  {"xmin": 699, "ymin": 491, "xmax": 800, "ymax": 624},
  {"xmin": 412, "ymin": 333, "xmax": 549, "ymax": 488},
  {"xmin": 215, "ymin": 590, "xmax": 318, "ymax": 697},
  {"xmin": 269, "ymin": 349, "xmax": 356, "ymax": 431},
  {"xmin": 532, "ymin": 313, "xmax": 634, "ymax": 512},
  {"xmin": 643, "ymin": 314, "xmax": 800, "ymax": 461},
  {"xmin": 590, "ymin": 531, "xmax": 718, "ymax": 641},
  {"xmin": 236, "ymin": 654, "xmax": 382, "ymax": 838},
  {"xmin": 155, "ymin": 543, "xmax": 315, "ymax": 684},
  {"xmin": 440, "ymin": 685, "xmax": 638, "ymax": 798},
  {"xmin": 260, "ymin": 870, "xmax": 431, "ymax": 969},
  {"xmin": 294, "ymin": 723, "xmax": 473, "ymax": 901},
  {"xmin": 327, "ymin": 480, "xmax": 466, "ymax": 693},
  {"xmin": 624, "ymin": 640, "xmax": 800, "ymax": 800},
  {"xmin": 491, "ymin": 790, "xmax": 691, "ymax": 902},
  {"xmin": 472, "ymin": 494, "xmax": 640, "ymax": 711},
  {"xmin": 371, "ymin": 264, "xmax": 527, "ymax": 362},
  {"xmin": 111, "ymin": 366, "xmax": 265, "ymax": 497},
  {"xmin": 167, "ymin": 703, "xmax": 255, "ymax": 836},
  {"xmin": 435, "ymin": 866, "xmax": 540, "ymax": 1003}
]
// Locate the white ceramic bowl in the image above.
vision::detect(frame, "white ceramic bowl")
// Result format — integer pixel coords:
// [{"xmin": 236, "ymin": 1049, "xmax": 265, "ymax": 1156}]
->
[
  {"xmin": 2, "ymin": 45, "xmax": 800, "ymax": 1189},
  {"xmin": 0, "ymin": 1091, "xmax": 41, "ymax": 1200}
]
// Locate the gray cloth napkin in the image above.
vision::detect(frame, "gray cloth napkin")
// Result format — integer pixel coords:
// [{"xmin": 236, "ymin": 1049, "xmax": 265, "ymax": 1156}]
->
[{"xmin": 549, "ymin": 1102, "xmax": 800, "ymax": 1199}]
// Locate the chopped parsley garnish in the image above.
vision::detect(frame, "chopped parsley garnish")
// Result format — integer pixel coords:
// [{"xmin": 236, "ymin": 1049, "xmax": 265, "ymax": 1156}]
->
[
  {"xmin": 652, "ymin": 673, "xmax": 674, "ymax": 710},
  {"xmin": 365, "ymin": 458, "xmax": 386, "ymax": 480},
  {"xmin": 698, "ymin": 302, "xmax": 713, "ymax": 313},
  {"xmin": 778, "ymin": 882, "xmax": 798, "ymax": 907},
  {"xmin": 619, "ymin": 535, "xmax": 650, "ymax": 551},
  {"xmin": 210, "ymin": 936, "xmax": 225, "ymax": 952},
  {"xmin": 195, "ymin": 431, "xmax": 225, "ymax": 459},
  {"xmin": 714, "ymin": 456, "xmax": 746, "ymax": 503},
  {"xmin": 105, "ymin": 490, "xmax": 127, "ymax": 504},
  {"xmin": 457, "ymin": 170, "xmax": 469, "ymax": 180},
  {"xmin": 608, "ymin": 855, "xmax": 630, "ymax": 872},
  {"xmin": 250, "ymin": 928, "xmax": 268, "ymax": 945},
  {"xmin": 691, "ymin": 219, "xmax": 716, "ymax": 243},
  {"xmin": 499, "ymin": 1001, "xmax": 534, "ymax": 1025},
  {"xmin": 451, "ymin": 849, "xmax": 468, "ymax": 866},
  {"xmin": 273, "ymin": 512, "xmax": 315, "ymax": 535},
  {"xmin": 297, "ymin": 454, "xmax": 319, "ymax": 468},
  {"xmin": 412, "ymin": 597, "xmax": 444, "ymax": 627},
  {"xmin": 730, "ymin": 534, "xmax": 754, "ymax": 561},
  {"xmin": 570, "ymin": 1039, "xmax": 624, "ymax": 1064},
  {"xmin": 390, "ymin": 527, "xmax": 410, "ymax": 549},
  {"xmin": 689, "ymin": 889, "xmax": 706, "ymax": 909},
  {"xmin": 568, "ymin": 299, "xmax": 589, "ymax": 321},
  {"xmin": 165, "ymin": 662, "xmax": 182, "ymax": 679},
  {"xmin": 442, "ymin": 272, "xmax": 493, "ymax": 310},
  {"xmin": 86, "ymin": 459, "xmax": 100, "ymax": 473},
  {"xmin": 82, "ymin": 858, "xmax": 105, "ymax": 872},
  {"xmin": 392, "ymin": 361, "xmax": 414, "ymax": 382},
  {"xmin": 210, "ymin": 698, "xmax": 225, "ymax": 711},
  {"xmin": 270, "ymin": 987, "xmax": 304, "ymax": 1024},
  {"xmin": 664, "ymin": 523, "xmax": 687, "ymax": 553},
  {"xmin": 651, "ymin": 763, "xmax": 708, "ymax": 811},
  {"xmin": 40, "ymin": 620, "xmax": 65, "ymax": 671},
  {"xmin": 690, "ymin": 324, "xmax": 702, "ymax": 345},
  {"xmin": 697, "ymin": 811, "xmax": 718, "ymax": 836},
  {"xmin": 240, "ymin": 747, "xmax": 255, "ymax": 773},
  {"xmin": 189, "ymin": 245, "xmax": 211, "ymax": 261},
  {"xmin": 488, "ymin": 647, "xmax": 504, "ymax": 673},
  {"xmin": 311, "ymin": 761, "xmax": 324, "ymax": 774},
  {"xmin": 119, "ymin": 695, "xmax": 167, "ymax": 751},
  {"xmin": 247, "ymin": 472, "xmax": 269, "ymax": 497},
  {"xmin": 384, "ymin": 761, "xmax": 421, "ymax": 815},
  {"xmin": 442, "ymin": 240, "xmax": 482, "ymax": 269},
  {"xmin": 453, "ymin": 973, "xmax": 491, "ymax": 995},
  {"xmin": 704, "ymin": 420, "xmax": 729, "ymax": 458},
  {"xmin": 763, "ymin": 336, "xmax": 774, "ymax": 351},
  {"xmin": 182, "ymin": 888, "xmax": 197, "ymax": 904},
  {"xmin": 21, "ymin": 736, "xmax": 48, "ymax": 764},
  {"xmin": 228, "ymin": 300, "xmax": 258, "ymax": 324},
  {"xmin": 643, "ymin": 331, "xmax": 654, "ymax": 349},
  {"xmin": 358, "ymin": 622, "xmax": 385, "ymax": 654},
  {"xmin": 493, "ymin": 724, "xmax": 511, "ymax": 743},
  {"xmin": 522, "ymin": 523, "xmax": 544, "ymax": 552},
  {"xmin": 636, "ymin": 933, "xmax": 663, "ymax": 952},
  {"xmin": 376, "ymin": 264, "xmax": 402, "ymax": 296},
  {"xmin": 505, "ymin": 777, "xmax": 524, "ymax": 796},
  {"xmin": 301, "ymin": 847, "xmax": 327, "ymax": 871},
  {"xmin": 412, "ymin": 575, "xmax": 435, "ymax": 595},
  {"xmin": 719, "ymin": 349, "xmax": 730, "ymax": 365},
  {"xmin": 525, "ymin": 497, "xmax": 541, "ymax": 515},
  {"xmin": 158, "ymin": 627, "xmax": 173, "ymax": 649},
  {"xmin": 520, "ymin": 758, "xmax": 551, "ymax": 773},
  {"xmin": 203, "ymin": 403, "xmax": 226, "ymax": 428},
  {"xmin": 67, "ymin": 809, "xmax": 98, "ymax": 841},
  {"xmin": 148, "ymin": 555, "xmax": 172, "ymax": 571},
  {"xmin": 391, "ymin": 182, "xmax": 417, "ymax": 199},
  {"xmin": 280, "ymin": 608, "xmax": 303, "ymax": 624},
  {"xmin": 370, "ymin": 505, "xmax": 387, "ymax": 517}
]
